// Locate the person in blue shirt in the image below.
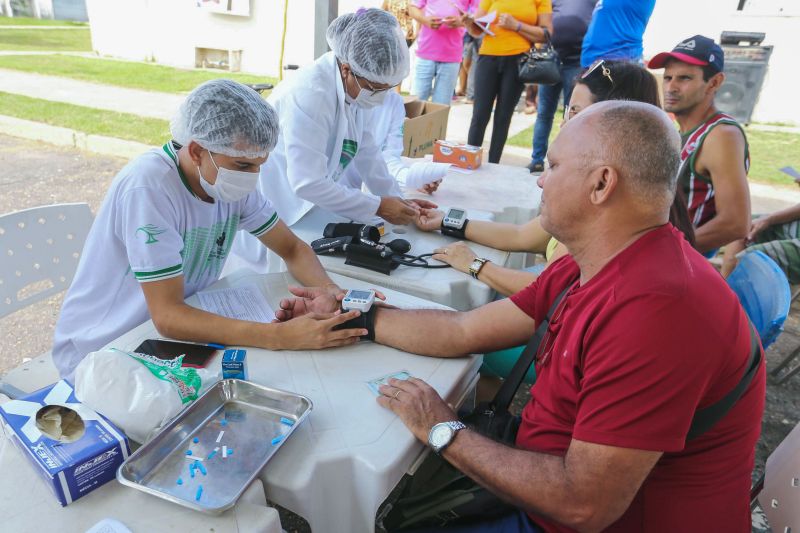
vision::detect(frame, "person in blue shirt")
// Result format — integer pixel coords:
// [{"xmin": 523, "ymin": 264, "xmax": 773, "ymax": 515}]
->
[
  {"xmin": 580, "ymin": 0, "xmax": 656, "ymax": 68},
  {"xmin": 527, "ymin": 0, "xmax": 596, "ymax": 173}
]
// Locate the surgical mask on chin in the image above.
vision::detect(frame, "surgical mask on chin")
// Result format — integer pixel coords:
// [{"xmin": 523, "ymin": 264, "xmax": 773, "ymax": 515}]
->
[{"xmin": 197, "ymin": 152, "xmax": 258, "ymax": 203}]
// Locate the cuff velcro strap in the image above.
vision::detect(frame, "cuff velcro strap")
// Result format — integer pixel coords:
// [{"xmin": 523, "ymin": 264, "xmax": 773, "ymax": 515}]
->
[
  {"xmin": 333, "ymin": 307, "xmax": 377, "ymax": 340},
  {"xmin": 441, "ymin": 219, "xmax": 469, "ymax": 239}
]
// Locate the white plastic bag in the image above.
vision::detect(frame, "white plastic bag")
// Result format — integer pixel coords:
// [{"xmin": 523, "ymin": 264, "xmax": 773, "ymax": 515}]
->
[{"xmin": 74, "ymin": 349, "xmax": 220, "ymax": 443}]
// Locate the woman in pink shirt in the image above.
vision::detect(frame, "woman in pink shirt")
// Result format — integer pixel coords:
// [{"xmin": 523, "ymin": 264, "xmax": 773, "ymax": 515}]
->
[{"xmin": 409, "ymin": 0, "xmax": 477, "ymax": 105}]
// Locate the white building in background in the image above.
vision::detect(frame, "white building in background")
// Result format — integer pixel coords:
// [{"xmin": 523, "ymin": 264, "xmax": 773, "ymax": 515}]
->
[{"xmin": 84, "ymin": 0, "xmax": 797, "ymax": 124}]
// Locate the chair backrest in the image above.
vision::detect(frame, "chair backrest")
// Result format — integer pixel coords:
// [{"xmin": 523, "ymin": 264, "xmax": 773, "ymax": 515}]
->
[
  {"xmin": 0, "ymin": 203, "xmax": 93, "ymax": 319},
  {"xmin": 727, "ymin": 250, "xmax": 792, "ymax": 350},
  {"xmin": 758, "ymin": 420, "xmax": 800, "ymax": 531}
]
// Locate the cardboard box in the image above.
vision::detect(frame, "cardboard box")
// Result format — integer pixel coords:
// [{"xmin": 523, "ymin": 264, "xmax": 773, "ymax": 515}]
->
[
  {"xmin": 432, "ymin": 140, "xmax": 483, "ymax": 170},
  {"xmin": 222, "ymin": 349, "xmax": 248, "ymax": 380},
  {"xmin": 0, "ymin": 380, "xmax": 129, "ymax": 506},
  {"xmin": 403, "ymin": 97, "xmax": 450, "ymax": 157}
]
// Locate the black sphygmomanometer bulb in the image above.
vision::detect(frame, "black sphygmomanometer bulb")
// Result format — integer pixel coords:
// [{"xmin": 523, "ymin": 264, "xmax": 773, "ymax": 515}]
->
[{"xmin": 386, "ymin": 238, "xmax": 411, "ymax": 254}]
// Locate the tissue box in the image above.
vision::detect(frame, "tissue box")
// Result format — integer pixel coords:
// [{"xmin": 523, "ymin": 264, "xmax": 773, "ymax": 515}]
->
[
  {"xmin": 0, "ymin": 380, "xmax": 129, "ymax": 506},
  {"xmin": 222, "ymin": 349, "xmax": 248, "ymax": 380},
  {"xmin": 432, "ymin": 140, "xmax": 483, "ymax": 170}
]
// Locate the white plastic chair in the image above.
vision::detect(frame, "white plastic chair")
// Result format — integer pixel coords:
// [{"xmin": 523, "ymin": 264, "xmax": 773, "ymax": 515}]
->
[
  {"xmin": 0, "ymin": 203, "xmax": 93, "ymax": 397},
  {"xmin": 753, "ymin": 421, "xmax": 800, "ymax": 532}
]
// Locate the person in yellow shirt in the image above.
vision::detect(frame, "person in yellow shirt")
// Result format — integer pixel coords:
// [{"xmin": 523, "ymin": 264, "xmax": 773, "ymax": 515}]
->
[{"xmin": 464, "ymin": 0, "xmax": 553, "ymax": 163}]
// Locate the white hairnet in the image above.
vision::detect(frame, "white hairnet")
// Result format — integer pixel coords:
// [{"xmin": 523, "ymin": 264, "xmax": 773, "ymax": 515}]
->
[
  {"xmin": 326, "ymin": 8, "xmax": 410, "ymax": 86},
  {"xmin": 170, "ymin": 79, "xmax": 279, "ymax": 159}
]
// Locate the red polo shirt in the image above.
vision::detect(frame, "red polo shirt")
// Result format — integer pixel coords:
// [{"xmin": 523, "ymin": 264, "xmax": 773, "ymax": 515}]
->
[{"xmin": 510, "ymin": 224, "xmax": 765, "ymax": 533}]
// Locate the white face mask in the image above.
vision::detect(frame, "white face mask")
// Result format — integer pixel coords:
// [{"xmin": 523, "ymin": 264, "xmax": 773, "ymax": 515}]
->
[
  {"xmin": 345, "ymin": 71, "xmax": 389, "ymax": 109},
  {"xmin": 197, "ymin": 151, "xmax": 258, "ymax": 203}
]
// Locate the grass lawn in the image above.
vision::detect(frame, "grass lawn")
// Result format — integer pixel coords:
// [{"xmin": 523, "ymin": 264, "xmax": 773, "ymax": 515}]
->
[
  {"xmin": 0, "ymin": 15, "xmax": 87, "ymax": 26},
  {"xmin": 0, "ymin": 91, "xmax": 169, "ymax": 145},
  {"xmin": 0, "ymin": 28, "xmax": 91, "ymax": 51},
  {"xmin": 0, "ymin": 54, "xmax": 276, "ymax": 94},
  {"xmin": 507, "ymin": 123, "xmax": 800, "ymax": 187}
]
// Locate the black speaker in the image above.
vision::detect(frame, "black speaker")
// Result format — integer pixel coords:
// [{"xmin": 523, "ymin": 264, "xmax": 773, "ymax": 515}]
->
[{"xmin": 718, "ymin": 33, "xmax": 773, "ymax": 125}]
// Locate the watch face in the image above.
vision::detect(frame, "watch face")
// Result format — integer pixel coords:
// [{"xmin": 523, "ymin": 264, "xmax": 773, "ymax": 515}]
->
[{"xmin": 430, "ymin": 424, "xmax": 454, "ymax": 449}]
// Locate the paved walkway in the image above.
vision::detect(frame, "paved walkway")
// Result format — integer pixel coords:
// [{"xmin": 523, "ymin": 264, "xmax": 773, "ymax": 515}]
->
[{"xmin": 0, "ymin": 68, "xmax": 183, "ymax": 119}]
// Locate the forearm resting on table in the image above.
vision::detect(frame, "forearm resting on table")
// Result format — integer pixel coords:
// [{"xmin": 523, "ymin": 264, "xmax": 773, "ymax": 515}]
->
[
  {"xmin": 372, "ymin": 300, "xmax": 533, "ymax": 356},
  {"xmin": 147, "ymin": 300, "xmax": 284, "ymax": 350},
  {"xmin": 442, "ymin": 431, "xmax": 660, "ymax": 532}
]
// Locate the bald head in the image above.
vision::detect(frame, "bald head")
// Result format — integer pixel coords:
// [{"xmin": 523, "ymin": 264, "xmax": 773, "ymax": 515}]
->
[{"xmin": 568, "ymin": 100, "xmax": 681, "ymax": 209}]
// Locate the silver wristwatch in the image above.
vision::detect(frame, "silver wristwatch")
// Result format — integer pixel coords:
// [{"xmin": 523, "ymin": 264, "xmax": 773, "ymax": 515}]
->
[{"xmin": 428, "ymin": 421, "xmax": 467, "ymax": 454}]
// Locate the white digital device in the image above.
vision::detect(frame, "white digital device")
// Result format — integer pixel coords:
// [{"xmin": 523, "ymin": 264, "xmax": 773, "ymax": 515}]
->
[
  {"xmin": 341, "ymin": 289, "xmax": 376, "ymax": 313},
  {"xmin": 442, "ymin": 208, "xmax": 467, "ymax": 230}
]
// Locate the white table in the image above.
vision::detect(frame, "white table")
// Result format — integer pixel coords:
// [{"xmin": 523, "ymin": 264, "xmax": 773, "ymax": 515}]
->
[
  {"xmin": 104, "ymin": 270, "xmax": 481, "ymax": 533},
  {"xmin": 404, "ymin": 160, "xmax": 542, "ymax": 225},
  {"xmin": 0, "ymin": 395, "xmax": 282, "ymax": 533},
  {"xmin": 280, "ymin": 205, "xmax": 509, "ymax": 311}
]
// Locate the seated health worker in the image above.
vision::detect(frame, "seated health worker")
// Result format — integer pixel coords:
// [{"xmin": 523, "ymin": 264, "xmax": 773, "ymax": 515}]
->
[
  {"xmin": 229, "ymin": 8, "xmax": 436, "ymax": 274},
  {"xmin": 52, "ymin": 80, "xmax": 364, "ymax": 380}
]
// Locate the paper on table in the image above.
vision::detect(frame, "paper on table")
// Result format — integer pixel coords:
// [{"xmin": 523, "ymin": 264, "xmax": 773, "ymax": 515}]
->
[
  {"xmin": 196, "ymin": 285, "xmax": 275, "ymax": 323},
  {"xmin": 404, "ymin": 162, "xmax": 451, "ymax": 189}
]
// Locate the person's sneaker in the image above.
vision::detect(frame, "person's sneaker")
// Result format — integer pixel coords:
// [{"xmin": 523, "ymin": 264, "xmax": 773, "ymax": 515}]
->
[{"xmin": 527, "ymin": 161, "xmax": 545, "ymax": 174}]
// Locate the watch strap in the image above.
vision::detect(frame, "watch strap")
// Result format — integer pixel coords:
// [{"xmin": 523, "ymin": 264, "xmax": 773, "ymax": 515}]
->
[
  {"xmin": 441, "ymin": 218, "xmax": 469, "ymax": 239},
  {"xmin": 469, "ymin": 257, "xmax": 489, "ymax": 279}
]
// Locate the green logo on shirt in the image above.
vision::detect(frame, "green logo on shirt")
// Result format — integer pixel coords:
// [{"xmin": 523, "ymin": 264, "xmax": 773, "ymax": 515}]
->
[{"xmin": 137, "ymin": 224, "xmax": 166, "ymax": 244}]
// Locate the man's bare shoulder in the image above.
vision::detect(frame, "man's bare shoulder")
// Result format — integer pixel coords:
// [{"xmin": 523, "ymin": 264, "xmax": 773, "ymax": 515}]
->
[{"xmin": 694, "ymin": 123, "xmax": 747, "ymax": 178}]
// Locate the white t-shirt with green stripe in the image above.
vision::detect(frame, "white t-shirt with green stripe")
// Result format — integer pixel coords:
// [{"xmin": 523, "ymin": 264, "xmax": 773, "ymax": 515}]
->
[{"xmin": 53, "ymin": 143, "xmax": 279, "ymax": 379}]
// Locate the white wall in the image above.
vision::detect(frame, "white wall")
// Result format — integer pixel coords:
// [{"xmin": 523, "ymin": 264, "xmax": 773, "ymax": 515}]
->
[
  {"xmin": 644, "ymin": 0, "xmax": 799, "ymax": 125},
  {"xmin": 86, "ymin": 0, "xmax": 316, "ymax": 78}
]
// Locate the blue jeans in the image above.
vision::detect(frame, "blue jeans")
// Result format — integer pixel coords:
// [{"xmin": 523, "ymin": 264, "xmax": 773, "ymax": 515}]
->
[
  {"xmin": 414, "ymin": 58, "xmax": 461, "ymax": 105},
  {"xmin": 409, "ymin": 510, "xmax": 543, "ymax": 533},
  {"xmin": 530, "ymin": 63, "xmax": 582, "ymax": 164}
]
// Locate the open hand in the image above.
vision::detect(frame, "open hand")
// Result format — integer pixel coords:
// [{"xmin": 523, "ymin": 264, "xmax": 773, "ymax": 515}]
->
[
  {"xmin": 377, "ymin": 377, "xmax": 457, "ymax": 442},
  {"xmin": 414, "ymin": 208, "xmax": 445, "ymax": 232},
  {"xmin": 432, "ymin": 241, "xmax": 477, "ymax": 273},
  {"xmin": 275, "ymin": 285, "xmax": 343, "ymax": 321}
]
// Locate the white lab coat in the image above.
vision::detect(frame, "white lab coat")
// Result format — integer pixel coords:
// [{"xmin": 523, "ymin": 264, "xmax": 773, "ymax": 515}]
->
[
  {"xmin": 262, "ymin": 51, "xmax": 401, "ymax": 225},
  {"xmin": 342, "ymin": 91, "xmax": 448, "ymax": 191},
  {"xmin": 227, "ymin": 52, "xmax": 402, "ymax": 274}
]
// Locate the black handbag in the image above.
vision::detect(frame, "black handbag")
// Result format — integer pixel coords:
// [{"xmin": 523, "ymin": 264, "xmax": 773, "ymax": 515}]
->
[{"xmin": 517, "ymin": 27, "xmax": 561, "ymax": 85}]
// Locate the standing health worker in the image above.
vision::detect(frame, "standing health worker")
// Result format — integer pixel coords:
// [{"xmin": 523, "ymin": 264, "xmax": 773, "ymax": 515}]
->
[{"xmin": 229, "ymin": 8, "xmax": 435, "ymax": 273}]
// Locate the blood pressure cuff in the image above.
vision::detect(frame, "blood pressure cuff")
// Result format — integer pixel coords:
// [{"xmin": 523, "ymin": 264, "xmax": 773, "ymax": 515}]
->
[
  {"xmin": 333, "ymin": 306, "xmax": 377, "ymax": 340},
  {"xmin": 441, "ymin": 219, "xmax": 469, "ymax": 240}
]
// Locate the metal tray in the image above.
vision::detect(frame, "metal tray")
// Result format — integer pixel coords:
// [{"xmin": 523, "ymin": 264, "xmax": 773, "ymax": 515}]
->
[{"xmin": 116, "ymin": 379, "xmax": 312, "ymax": 514}]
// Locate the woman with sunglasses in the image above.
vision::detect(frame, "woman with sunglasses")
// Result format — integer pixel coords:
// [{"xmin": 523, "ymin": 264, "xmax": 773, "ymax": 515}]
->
[
  {"xmin": 418, "ymin": 61, "xmax": 696, "ymax": 297},
  {"xmin": 463, "ymin": 0, "xmax": 553, "ymax": 164},
  {"xmin": 229, "ymin": 8, "xmax": 436, "ymax": 274},
  {"xmin": 420, "ymin": 60, "xmax": 696, "ymax": 386}
]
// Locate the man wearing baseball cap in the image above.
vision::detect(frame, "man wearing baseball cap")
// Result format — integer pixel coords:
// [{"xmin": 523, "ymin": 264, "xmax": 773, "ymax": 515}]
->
[{"xmin": 649, "ymin": 35, "xmax": 750, "ymax": 257}]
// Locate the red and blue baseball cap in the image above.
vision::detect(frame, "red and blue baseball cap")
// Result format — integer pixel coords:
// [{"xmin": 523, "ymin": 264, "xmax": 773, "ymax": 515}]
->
[{"xmin": 648, "ymin": 35, "xmax": 724, "ymax": 73}]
